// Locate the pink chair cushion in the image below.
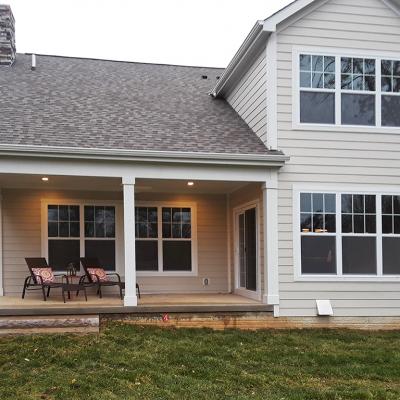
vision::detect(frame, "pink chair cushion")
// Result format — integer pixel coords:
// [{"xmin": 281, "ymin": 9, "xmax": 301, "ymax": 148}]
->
[
  {"xmin": 87, "ymin": 267, "xmax": 109, "ymax": 282},
  {"xmin": 32, "ymin": 267, "xmax": 55, "ymax": 284}
]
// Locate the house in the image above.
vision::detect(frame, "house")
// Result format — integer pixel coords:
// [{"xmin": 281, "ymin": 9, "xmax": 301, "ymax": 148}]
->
[{"xmin": 1, "ymin": 0, "xmax": 400, "ymax": 325}]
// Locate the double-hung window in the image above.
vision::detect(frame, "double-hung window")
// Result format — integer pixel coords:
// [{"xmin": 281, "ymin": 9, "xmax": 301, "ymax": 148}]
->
[
  {"xmin": 341, "ymin": 58, "xmax": 376, "ymax": 126},
  {"xmin": 84, "ymin": 206, "xmax": 116, "ymax": 270},
  {"xmin": 341, "ymin": 194, "xmax": 377, "ymax": 274},
  {"xmin": 47, "ymin": 205, "xmax": 81, "ymax": 271},
  {"xmin": 135, "ymin": 207, "xmax": 159, "ymax": 271},
  {"xmin": 296, "ymin": 50, "xmax": 400, "ymax": 128},
  {"xmin": 300, "ymin": 193, "xmax": 336, "ymax": 274},
  {"xmin": 299, "ymin": 54, "xmax": 335, "ymax": 124},
  {"xmin": 135, "ymin": 204, "xmax": 197, "ymax": 275},
  {"xmin": 382, "ymin": 195, "xmax": 400, "ymax": 274},
  {"xmin": 381, "ymin": 60, "xmax": 400, "ymax": 127},
  {"xmin": 44, "ymin": 202, "xmax": 117, "ymax": 271},
  {"xmin": 296, "ymin": 190, "xmax": 400, "ymax": 279}
]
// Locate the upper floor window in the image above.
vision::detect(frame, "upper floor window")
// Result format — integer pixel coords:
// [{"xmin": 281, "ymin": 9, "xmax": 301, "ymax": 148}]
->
[
  {"xmin": 299, "ymin": 54, "xmax": 335, "ymax": 124},
  {"xmin": 341, "ymin": 58, "xmax": 376, "ymax": 126},
  {"xmin": 381, "ymin": 60, "xmax": 400, "ymax": 127},
  {"xmin": 297, "ymin": 51, "xmax": 400, "ymax": 128}
]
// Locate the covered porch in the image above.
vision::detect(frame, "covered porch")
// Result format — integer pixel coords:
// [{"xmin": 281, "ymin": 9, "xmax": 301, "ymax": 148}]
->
[{"xmin": 0, "ymin": 152, "xmax": 282, "ymax": 316}]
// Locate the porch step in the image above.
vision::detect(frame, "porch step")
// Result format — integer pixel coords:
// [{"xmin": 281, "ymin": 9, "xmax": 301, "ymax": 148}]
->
[
  {"xmin": 0, "ymin": 315, "xmax": 99, "ymax": 335},
  {"xmin": 104, "ymin": 311, "xmax": 274, "ymax": 330}
]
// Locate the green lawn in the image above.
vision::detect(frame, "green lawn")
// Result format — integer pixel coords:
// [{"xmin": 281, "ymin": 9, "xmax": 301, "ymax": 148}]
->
[{"xmin": 1, "ymin": 324, "xmax": 400, "ymax": 399}]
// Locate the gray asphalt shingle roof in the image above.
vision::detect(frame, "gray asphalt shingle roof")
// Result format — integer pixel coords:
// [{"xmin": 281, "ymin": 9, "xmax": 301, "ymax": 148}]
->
[{"xmin": 0, "ymin": 54, "xmax": 272, "ymax": 155}]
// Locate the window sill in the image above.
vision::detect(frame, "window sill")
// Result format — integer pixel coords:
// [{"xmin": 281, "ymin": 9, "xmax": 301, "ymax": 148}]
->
[
  {"xmin": 295, "ymin": 275, "xmax": 400, "ymax": 282},
  {"xmin": 292, "ymin": 123, "xmax": 400, "ymax": 134}
]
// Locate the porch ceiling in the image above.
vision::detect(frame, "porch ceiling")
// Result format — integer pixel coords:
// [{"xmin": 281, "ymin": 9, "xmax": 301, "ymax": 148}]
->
[
  {"xmin": 135, "ymin": 179, "xmax": 249, "ymax": 194},
  {"xmin": 0, "ymin": 174, "xmax": 122, "ymax": 191},
  {"xmin": 0, "ymin": 174, "xmax": 251, "ymax": 194}
]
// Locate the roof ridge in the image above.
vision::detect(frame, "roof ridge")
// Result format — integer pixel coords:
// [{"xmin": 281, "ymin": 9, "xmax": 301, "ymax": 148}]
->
[{"xmin": 20, "ymin": 53, "xmax": 225, "ymax": 70}]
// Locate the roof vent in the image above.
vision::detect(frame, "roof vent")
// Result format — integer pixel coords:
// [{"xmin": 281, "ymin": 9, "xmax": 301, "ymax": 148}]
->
[
  {"xmin": 201, "ymin": 75, "xmax": 208, "ymax": 79},
  {"xmin": 216, "ymin": 76, "xmax": 220, "ymax": 80},
  {"xmin": 31, "ymin": 54, "xmax": 36, "ymax": 70}
]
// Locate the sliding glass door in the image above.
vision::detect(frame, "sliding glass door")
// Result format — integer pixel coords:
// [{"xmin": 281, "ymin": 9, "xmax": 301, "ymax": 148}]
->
[{"xmin": 237, "ymin": 207, "xmax": 257, "ymax": 292}]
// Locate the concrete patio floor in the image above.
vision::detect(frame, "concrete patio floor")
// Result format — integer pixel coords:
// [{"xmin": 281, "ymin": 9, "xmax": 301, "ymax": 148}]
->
[
  {"xmin": 0, "ymin": 293, "xmax": 259, "ymax": 308},
  {"xmin": 0, "ymin": 293, "xmax": 271, "ymax": 316}
]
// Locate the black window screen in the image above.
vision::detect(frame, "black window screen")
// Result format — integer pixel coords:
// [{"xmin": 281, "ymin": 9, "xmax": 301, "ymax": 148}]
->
[
  {"xmin": 84, "ymin": 240, "xmax": 115, "ymax": 271},
  {"xmin": 342, "ymin": 237, "xmax": 377, "ymax": 275},
  {"xmin": 383, "ymin": 237, "xmax": 400, "ymax": 275},
  {"xmin": 301, "ymin": 236, "xmax": 336, "ymax": 274},
  {"xmin": 163, "ymin": 241, "xmax": 192, "ymax": 271},
  {"xmin": 48, "ymin": 240, "xmax": 80, "ymax": 271},
  {"xmin": 136, "ymin": 241, "xmax": 158, "ymax": 271}
]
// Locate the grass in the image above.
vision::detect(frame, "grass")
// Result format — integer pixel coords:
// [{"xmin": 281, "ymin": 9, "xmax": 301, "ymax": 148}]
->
[{"xmin": 0, "ymin": 324, "xmax": 400, "ymax": 399}]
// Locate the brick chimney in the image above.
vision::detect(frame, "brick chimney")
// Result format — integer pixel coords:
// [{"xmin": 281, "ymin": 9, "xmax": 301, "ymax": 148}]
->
[{"xmin": 0, "ymin": 4, "xmax": 15, "ymax": 66}]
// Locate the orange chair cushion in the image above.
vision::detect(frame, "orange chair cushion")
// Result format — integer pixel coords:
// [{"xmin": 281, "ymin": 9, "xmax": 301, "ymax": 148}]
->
[{"xmin": 32, "ymin": 267, "xmax": 55, "ymax": 284}]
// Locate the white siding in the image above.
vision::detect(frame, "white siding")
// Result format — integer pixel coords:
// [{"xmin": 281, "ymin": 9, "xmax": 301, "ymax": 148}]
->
[
  {"xmin": 2, "ymin": 189, "xmax": 229, "ymax": 296},
  {"xmin": 276, "ymin": 0, "xmax": 400, "ymax": 316},
  {"xmin": 226, "ymin": 50, "xmax": 267, "ymax": 143}
]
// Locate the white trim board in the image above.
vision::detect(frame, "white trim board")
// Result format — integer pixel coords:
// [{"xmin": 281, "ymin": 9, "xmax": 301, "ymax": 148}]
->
[
  {"xmin": 0, "ymin": 143, "xmax": 288, "ymax": 167},
  {"xmin": 264, "ymin": 0, "xmax": 400, "ymax": 31},
  {"xmin": 262, "ymin": 172, "xmax": 280, "ymax": 310},
  {"xmin": 0, "ymin": 156, "xmax": 285, "ymax": 183},
  {"xmin": 0, "ymin": 191, "xmax": 3, "ymax": 296},
  {"xmin": 266, "ymin": 32, "xmax": 278, "ymax": 151}
]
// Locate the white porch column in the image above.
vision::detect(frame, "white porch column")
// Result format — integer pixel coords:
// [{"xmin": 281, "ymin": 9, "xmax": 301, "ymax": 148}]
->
[
  {"xmin": 0, "ymin": 190, "xmax": 3, "ymax": 296},
  {"xmin": 262, "ymin": 172, "xmax": 279, "ymax": 316},
  {"xmin": 122, "ymin": 177, "xmax": 137, "ymax": 306}
]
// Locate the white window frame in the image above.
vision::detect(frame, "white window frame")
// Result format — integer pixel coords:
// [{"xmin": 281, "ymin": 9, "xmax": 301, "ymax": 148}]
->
[
  {"xmin": 292, "ymin": 46, "xmax": 400, "ymax": 133},
  {"xmin": 41, "ymin": 199, "xmax": 122, "ymax": 274},
  {"xmin": 135, "ymin": 201, "xmax": 198, "ymax": 277},
  {"xmin": 293, "ymin": 184, "xmax": 400, "ymax": 282}
]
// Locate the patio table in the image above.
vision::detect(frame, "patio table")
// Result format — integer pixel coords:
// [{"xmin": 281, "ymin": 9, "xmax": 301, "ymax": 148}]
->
[{"xmin": 61, "ymin": 283, "xmax": 88, "ymax": 303}]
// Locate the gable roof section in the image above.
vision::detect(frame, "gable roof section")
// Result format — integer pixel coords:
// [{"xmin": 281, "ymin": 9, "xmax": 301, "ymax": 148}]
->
[
  {"xmin": 0, "ymin": 54, "xmax": 283, "ymax": 161},
  {"xmin": 212, "ymin": 0, "xmax": 400, "ymax": 97}
]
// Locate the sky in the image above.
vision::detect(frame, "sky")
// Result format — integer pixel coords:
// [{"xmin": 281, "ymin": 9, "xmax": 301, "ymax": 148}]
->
[{"xmin": 6, "ymin": 0, "xmax": 292, "ymax": 68}]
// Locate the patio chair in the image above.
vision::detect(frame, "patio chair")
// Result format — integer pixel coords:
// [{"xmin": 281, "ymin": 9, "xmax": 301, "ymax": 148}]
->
[
  {"xmin": 79, "ymin": 257, "xmax": 141, "ymax": 300},
  {"xmin": 23, "ymin": 258, "xmax": 67, "ymax": 301}
]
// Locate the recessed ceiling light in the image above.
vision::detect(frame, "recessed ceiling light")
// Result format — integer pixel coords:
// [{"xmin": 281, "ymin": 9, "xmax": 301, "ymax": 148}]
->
[
  {"xmin": 42, "ymin": 177, "xmax": 49, "ymax": 182},
  {"xmin": 187, "ymin": 181, "xmax": 194, "ymax": 187}
]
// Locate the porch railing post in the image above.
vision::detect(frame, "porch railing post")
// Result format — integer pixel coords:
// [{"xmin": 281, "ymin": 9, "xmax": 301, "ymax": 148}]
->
[
  {"xmin": 262, "ymin": 172, "xmax": 279, "ymax": 316},
  {"xmin": 122, "ymin": 177, "xmax": 137, "ymax": 306}
]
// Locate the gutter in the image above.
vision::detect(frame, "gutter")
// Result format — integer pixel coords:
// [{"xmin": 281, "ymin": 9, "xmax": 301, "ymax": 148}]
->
[
  {"xmin": 210, "ymin": 21, "xmax": 269, "ymax": 98},
  {"xmin": 0, "ymin": 144, "xmax": 289, "ymax": 167}
]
